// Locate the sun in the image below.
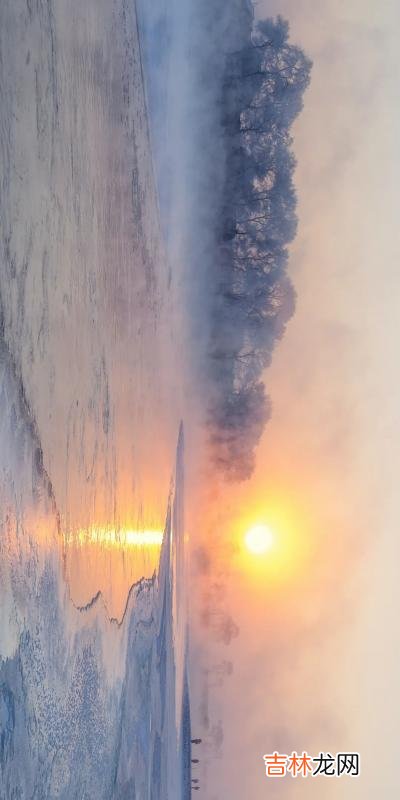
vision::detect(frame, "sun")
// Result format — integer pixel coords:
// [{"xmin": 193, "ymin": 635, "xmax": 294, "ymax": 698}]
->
[{"xmin": 244, "ymin": 524, "xmax": 275, "ymax": 556}]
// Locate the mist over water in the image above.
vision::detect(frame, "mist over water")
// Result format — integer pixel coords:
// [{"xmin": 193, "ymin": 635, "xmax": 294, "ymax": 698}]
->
[{"xmin": 137, "ymin": 4, "xmax": 311, "ymax": 790}]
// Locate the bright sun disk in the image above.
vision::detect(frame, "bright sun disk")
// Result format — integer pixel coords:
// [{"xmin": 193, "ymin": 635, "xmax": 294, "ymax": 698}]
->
[{"xmin": 244, "ymin": 524, "xmax": 274, "ymax": 556}]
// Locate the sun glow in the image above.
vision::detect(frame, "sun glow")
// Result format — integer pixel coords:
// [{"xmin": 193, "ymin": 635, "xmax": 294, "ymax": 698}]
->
[
  {"xmin": 230, "ymin": 488, "xmax": 313, "ymax": 588},
  {"xmin": 245, "ymin": 524, "xmax": 274, "ymax": 556}
]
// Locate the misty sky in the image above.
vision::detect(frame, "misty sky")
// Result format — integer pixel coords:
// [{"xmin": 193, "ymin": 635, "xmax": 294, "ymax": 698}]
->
[{"xmin": 203, "ymin": 1, "xmax": 400, "ymax": 797}]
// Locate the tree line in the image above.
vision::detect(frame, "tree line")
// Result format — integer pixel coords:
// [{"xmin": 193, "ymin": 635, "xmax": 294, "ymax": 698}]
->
[{"xmin": 208, "ymin": 15, "xmax": 312, "ymax": 480}]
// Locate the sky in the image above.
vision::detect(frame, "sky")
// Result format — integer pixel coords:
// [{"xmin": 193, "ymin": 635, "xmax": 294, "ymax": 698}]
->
[{"xmin": 199, "ymin": 1, "xmax": 400, "ymax": 797}]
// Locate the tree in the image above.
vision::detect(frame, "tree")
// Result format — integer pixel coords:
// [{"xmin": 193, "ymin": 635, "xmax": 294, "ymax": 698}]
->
[{"xmin": 208, "ymin": 15, "xmax": 311, "ymax": 480}]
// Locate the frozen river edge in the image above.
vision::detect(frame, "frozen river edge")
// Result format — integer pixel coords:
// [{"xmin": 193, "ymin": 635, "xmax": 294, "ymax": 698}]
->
[
  {"xmin": 0, "ymin": 348, "xmax": 190, "ymax": 800},
  {"xmin": 0, "ymin": 345, "xmax": 190, "ymax": 799}
]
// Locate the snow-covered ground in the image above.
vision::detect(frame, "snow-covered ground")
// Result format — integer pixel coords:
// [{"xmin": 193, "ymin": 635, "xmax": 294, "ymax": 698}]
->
[
  {"xmin": 0, "ymin": 0, "xmax": 186, "ymax": 615},
  {"xmin": 0, "ymin": 1, "xmax": 191, "ymax": 797},
  {"xmin": 0, "ymin": 342, "xmax": 190, "ymax": 799}
]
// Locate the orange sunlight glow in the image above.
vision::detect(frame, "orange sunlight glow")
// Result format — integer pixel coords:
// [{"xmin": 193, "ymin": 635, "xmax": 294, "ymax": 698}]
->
[{"xmin": 74, "ymin": 527, "xmax": 164, "ymax": 548}]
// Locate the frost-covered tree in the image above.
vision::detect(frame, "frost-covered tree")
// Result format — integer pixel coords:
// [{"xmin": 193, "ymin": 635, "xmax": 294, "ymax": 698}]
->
[{"xmin": 208, "ymin": 15, "xmax": 311, "ymax": 479}]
